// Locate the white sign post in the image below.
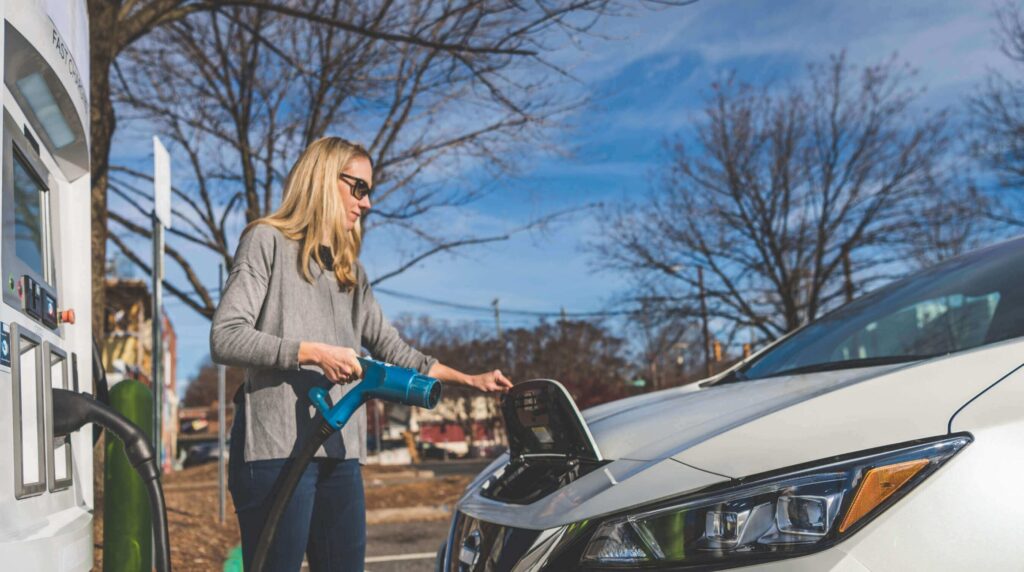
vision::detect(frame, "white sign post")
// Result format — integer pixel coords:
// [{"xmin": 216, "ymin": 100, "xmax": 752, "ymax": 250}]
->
[
  {"xmin": 154, "ymin": 137, "xmax": 172, "ymax": 229},
  {"xmin": 152, "ymin": 137, "xmax": 171, "ymax": 471}
]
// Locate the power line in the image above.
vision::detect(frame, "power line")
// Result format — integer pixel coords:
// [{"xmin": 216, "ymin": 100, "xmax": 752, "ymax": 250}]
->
[{"xmin": 373, "ymin": 287, "xmax": 630, "ymax": 318}]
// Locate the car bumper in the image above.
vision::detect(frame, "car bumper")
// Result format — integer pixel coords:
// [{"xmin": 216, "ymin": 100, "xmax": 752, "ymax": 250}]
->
[{"xmin": 436, "ymin": 509, "xmax": 877, "ymax": 571}]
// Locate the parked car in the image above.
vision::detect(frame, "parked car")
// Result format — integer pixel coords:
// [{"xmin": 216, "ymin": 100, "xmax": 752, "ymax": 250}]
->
[
  {"xmin": 419, "ymin": 442, "xmax": 459, "ymax": 461},
  {"xmin": 183, "ymin": 441, "xmax": 228, "ymax": 468},
  {"xmin": 439, "ymin": 236, "xmax": 1024, "ymax": 571},
  {"xmin": 180, "ymin": 418, "xmax": 210, "ymax": 434}
]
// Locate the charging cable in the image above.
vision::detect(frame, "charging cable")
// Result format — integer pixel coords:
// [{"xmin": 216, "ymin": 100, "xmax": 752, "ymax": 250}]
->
[{"xmin": 52, "ymin": 388, "xmax": 172, "ymax": 572}]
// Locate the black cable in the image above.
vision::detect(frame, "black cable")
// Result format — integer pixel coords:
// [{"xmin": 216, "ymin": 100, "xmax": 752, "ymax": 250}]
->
[
  {"xmin": 145, "ymin": 472, "xmax": 172, "ymax": 572},
  {"xmin": 52, "ymin": 388, "xmax": 171, "ymax": 572},
  {"xmin": 250, "ymin": 416, "xmax": 336, "ymax": 572},
  {"xmin": 91, "ymin": 339, "xmax": 111, "ymax": 445}
]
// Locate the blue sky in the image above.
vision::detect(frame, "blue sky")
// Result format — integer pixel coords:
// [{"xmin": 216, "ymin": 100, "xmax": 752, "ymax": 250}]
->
[{"xmin": 115, "ymin": 0, "xmax": 1010, "ymax": 392}]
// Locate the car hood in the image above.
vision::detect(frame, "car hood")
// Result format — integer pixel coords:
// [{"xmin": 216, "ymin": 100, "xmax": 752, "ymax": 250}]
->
[
  {"xmin": 456, "ymin": 338, "xmax": 1024, "ymax": 530},
  {"xmin": 582, "ymin": 363, "xmax": 900, "ymax": 462}
]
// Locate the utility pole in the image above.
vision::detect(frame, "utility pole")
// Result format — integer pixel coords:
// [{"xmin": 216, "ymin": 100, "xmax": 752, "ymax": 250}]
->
[
  {"xmin": 151, "ymin": 216, "xmax": 163, "ymax": 459},
  {"xmin": 217, "ymin": 264, "xmax": 226, "ymax": 523},
  {"xmin": 492, "ymin": 298, "xmax": 509, "ymax": 368},
  {"xmin": 491, "ymin": 298, "xmax": 503, "ymax": 340},
  {"xmin": 698, "ymin": 266, "xmax": 712, "ymax": 379}
]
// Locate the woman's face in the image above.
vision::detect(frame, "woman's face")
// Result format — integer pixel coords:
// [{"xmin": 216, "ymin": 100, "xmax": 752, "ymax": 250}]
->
[{"xmin": 338, "ymin": 156, "xmax": 373, "ymax": 230}]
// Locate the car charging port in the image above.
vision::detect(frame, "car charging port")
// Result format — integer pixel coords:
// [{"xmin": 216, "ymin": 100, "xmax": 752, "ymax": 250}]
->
[
  {"xmin": 483, "ymin": 453, "xmax": 605, "ymax": 505},
  {"xmin": 482, "ymin": 379, "xmax": 608, "ymax": 505}
]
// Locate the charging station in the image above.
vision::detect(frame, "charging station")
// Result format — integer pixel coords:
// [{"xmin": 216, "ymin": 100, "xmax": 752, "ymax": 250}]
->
[{"xmin": 0, "ymin": 2, "xmax": 93, "ymax": 570}]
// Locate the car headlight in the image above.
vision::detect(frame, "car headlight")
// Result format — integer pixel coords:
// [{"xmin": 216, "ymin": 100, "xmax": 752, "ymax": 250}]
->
[{"xmin": 581, "ymin": 435, "xmax": 970, "ymax": 568}]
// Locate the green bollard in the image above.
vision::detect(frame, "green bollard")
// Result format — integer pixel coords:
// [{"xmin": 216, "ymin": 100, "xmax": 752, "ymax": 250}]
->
[
  {"xmin": 223, "ymin": 545, "xmax": 244, "ymax": 572},
  {"xmin": 103, "ymin": 379, "xmax": 154, "ymax": 572}
]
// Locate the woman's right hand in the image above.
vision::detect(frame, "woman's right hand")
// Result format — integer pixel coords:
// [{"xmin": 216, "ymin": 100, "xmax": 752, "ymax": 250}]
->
[{"xmin": 298, "ymin": 342, "xmax": 363, "ymax": 384}]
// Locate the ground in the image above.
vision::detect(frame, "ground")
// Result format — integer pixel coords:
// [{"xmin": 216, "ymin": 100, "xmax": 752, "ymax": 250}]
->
[
  {"xmin": 366, "ymin": 521, "xmax": 447, "ymax": 572},
  {"xmin": 93, "ymin": 460, "xmax": 487, "ymax": 571}
]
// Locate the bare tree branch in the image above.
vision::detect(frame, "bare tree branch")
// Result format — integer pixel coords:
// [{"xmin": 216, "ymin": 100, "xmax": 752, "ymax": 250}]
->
[
  {"xmin": 105, "ymin": 1, "xmax": 654, "ymax": 319},
  {"xmin": 371, "ymin": 204, "xmax": 592, "ymax": 285},
  {"xmin": 597, "ymin": 52, "xmax": 983, "ymax": 346},
  {"xmin": 108, "ymin": 230, "xmax": 212, "ymax": 317},
  {"xmin": 969, "ymin": 1, "xmax": 1024, "ymax": 227}
]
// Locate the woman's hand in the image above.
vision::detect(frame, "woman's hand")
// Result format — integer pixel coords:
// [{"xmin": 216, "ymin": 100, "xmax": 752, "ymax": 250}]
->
[
  {"xmin": 298, "ymin": 342, "xmax": 362, "ymax": 384},
  {"xmin": 427, "ymin": 363, "xmax": 513, "ymax": 393},
  {"xmin": 466, "ymin": 369, "xmax": 514, "ymax": 393}
]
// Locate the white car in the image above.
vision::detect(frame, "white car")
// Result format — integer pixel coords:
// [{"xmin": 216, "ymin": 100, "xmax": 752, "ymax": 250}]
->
[{"xmin": 438, "ymin": 237, "xmax": 1024, "ymax": 571}]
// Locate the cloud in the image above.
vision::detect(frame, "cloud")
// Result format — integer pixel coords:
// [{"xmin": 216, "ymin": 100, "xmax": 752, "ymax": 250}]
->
[{"xmin": 558, "ymin": 0, "xmax": 1006, "ymax": 135}]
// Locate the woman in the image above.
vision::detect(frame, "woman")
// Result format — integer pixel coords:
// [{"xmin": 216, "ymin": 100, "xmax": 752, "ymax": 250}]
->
[{"xmin": 210, "ymin": 136, "xmax": 512, "ymax": 572}]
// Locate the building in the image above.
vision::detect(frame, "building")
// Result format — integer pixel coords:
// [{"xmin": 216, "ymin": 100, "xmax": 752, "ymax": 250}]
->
[
  {"xmin": 415, "ymin": 395, "xmax": 505, "ymax": 457},
  {"xmin": 102, "ymin": 277, "xmax": 179, "ymax": 473}
]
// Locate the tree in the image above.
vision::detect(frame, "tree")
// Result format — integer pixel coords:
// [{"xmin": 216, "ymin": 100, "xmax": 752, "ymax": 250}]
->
[
  {"xmin": 970, "ymin": 0, "xmax": 1024, "ymax": 227},
  {"xmin": 394, "ymin": 316, "xmax": 505, "ymax": 454},
  {"xmin": 398, "ymin": 315, "xmax": 635, "ymax": 406},
  {"xmin": 628, "ymin": 303, "xmax": 709, "ymax": 388},
  {"xmin": 106, "ymin": 2, "xmax": 585, "ymax": 317},
  {"xmin": 394, "ymin": 314, "xmax": 636, "ymax": 452},
  {"xmin": 598, "ymin": 52, "xmax": 979, "ymax": 344},
  {"xmin": 503, "ymin": 319, "xmax": 636, "ymax": 408},
  {"xmin": 182, "ymin": 357, "xmax": 245, "ymax": 407},
  {"xmin": 89, "ymin": 0, "xmax": 695, "ymax": 330}
]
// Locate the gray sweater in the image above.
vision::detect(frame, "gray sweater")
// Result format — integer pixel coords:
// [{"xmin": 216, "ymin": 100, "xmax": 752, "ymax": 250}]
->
[{"xmin": 210, "ymin": 224, "xmax": 436, "ymax": 462}]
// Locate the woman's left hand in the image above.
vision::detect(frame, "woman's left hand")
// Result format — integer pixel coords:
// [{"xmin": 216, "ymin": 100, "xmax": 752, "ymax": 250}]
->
[{"xmin": 467, "ymin": 369, "xmax": 514, "ymax": 393}]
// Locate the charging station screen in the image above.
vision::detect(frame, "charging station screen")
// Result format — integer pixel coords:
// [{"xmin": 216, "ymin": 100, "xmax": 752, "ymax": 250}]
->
[{"xmin": 11, "ymin": 151, "xmax": 47, "ymax": 279}]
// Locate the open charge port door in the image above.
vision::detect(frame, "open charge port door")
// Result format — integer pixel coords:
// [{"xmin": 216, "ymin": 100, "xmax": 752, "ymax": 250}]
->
[{"xmin": 481, "ymin": 379, "xmax": 607, "ymax": 505}]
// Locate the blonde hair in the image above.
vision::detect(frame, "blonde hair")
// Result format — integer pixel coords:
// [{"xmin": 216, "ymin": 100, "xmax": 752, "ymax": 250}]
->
[{"xmin": 249, "ymin": 136, "xmax": 372, "ymax": 287}]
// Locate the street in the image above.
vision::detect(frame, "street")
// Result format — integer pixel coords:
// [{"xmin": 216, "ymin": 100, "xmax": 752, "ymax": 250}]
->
[
  {"xmin": 366, "ymin": 521, "xmax": 446, "ymax": 572},
  {"xmin": 357, "ymin": 461, "xmax": 487, "ymax": 572}
]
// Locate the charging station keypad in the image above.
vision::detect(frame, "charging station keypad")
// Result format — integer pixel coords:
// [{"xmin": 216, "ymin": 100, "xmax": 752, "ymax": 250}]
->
[{"xmin": 17, "ymin": 275, "xmax": 58, "ymax": 330}]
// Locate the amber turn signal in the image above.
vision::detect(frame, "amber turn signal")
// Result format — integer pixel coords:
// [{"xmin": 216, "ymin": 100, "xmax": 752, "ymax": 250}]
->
[{"xmin": 839, "ymin": 459, "xmax": 929, "ymax": 533}]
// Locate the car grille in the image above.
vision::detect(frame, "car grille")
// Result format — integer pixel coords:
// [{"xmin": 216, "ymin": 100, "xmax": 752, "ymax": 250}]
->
[{"xmin": 446, "ymin": 512, "xmax": 545, "ymax": 572}]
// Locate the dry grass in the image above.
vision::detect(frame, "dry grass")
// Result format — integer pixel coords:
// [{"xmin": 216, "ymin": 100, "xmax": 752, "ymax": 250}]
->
[{"xmin": 93, "ymin": 462, "xmax": 471, "ymax": 571}]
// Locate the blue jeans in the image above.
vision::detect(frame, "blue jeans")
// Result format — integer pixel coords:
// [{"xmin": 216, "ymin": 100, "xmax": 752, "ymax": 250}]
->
[{"xmin": 229, "ymin": 405, "xmax": 366, "ymax": 572}]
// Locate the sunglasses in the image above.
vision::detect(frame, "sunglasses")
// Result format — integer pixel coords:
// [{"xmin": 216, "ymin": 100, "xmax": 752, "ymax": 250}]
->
[{"xmin": 339, "ymin": 173, "xmax": 372, "ymax": 200}]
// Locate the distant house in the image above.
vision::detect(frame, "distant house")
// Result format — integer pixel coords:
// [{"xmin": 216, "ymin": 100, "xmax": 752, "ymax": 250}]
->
[
  {"xmin": 102, "ymin": 277, "xmax": 179, "ymax": 473},
  {"xmin": 415, "ymin": 395, "xmax": 505, "ymax": 457}
]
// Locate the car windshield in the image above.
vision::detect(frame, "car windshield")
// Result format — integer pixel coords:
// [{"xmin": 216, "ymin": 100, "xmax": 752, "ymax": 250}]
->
[{"xmin": 730, "ymin": 238, "xmax": 1024, "ymax": 382}]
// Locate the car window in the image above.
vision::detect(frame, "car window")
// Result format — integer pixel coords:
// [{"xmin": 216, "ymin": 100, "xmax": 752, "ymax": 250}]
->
[
  {"xmin": 831, "ymin": 292, "xmax": 1001, "ymax": 361},
  {"xmin": 736, "ymin": 238, "xmax": 1024, "ymax": 381}
]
